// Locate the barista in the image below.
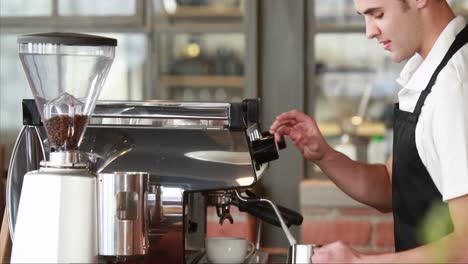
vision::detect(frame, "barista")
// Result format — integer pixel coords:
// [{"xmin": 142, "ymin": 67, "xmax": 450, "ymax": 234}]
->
[{"xmin": 270, "ymin": 0, "xmax": 468, "ymax": 262}]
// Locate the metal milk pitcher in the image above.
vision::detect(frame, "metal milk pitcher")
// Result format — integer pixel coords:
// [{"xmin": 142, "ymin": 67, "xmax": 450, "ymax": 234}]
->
[{"xmin": 287, "ymin": 244, "xmax": 321, "ymax": 264}]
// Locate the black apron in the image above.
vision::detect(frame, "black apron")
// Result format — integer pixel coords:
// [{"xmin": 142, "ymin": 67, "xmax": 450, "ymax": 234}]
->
[{"xmin": 392, "ymin": 24, "xmax": 468, "ymax": 252}]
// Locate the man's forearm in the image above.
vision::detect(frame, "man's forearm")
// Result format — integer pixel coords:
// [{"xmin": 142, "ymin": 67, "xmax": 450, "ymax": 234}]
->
[{"xmin": 315, "ymin": 149, "xmax": 392, "ymax": 212}]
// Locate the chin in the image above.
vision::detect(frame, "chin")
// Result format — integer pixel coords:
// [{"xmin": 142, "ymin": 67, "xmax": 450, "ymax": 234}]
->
[{"xmin": 390, "ymin": 52, "xmax": 409, "ymax": 63}]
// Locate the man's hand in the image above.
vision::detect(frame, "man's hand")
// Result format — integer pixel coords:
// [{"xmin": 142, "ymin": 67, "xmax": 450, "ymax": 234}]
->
[
  {"xmin": 312, "ymin": 241, "xmax": 364, "ymax": 263},
  {"xmin": 269, "ymin": 110, "xmax": 332, "ymax": 162}
]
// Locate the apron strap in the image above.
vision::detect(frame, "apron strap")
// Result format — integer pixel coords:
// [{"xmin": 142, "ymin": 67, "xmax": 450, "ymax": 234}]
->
[{"xmin": 414, "ymin": 25, "xmax": 468, "ymax": 115}]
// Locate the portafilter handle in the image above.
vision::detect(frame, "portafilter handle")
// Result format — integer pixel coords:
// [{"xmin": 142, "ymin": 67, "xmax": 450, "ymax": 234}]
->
[
  {"xmin": 234, "ymin": 190, "xmax": 297, "ymax": 246},
  {"xmin": 231, "ymin": 190, "xmax": 303, "ymax": 228}
]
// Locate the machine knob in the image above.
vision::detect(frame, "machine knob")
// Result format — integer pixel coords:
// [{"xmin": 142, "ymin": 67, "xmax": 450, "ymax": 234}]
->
[
  {"xmin": 262, "ymin": 132, "xmax": 286, "ymax": 150},
  {"xmin": 251, "ymin": 133, "xmax": 282, "ymax": 165}
]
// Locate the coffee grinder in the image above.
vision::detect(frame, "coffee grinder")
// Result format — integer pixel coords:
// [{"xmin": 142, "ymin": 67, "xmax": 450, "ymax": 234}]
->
[{"xmin": 10, "ymin": 33, "xmax": 117, "ymax": 263}]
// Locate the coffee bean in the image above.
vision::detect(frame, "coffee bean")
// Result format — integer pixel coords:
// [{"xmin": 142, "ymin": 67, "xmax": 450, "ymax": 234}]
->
[{"xmin": 44, "ymin": 114, "xmax": 88, "ymax": 151}]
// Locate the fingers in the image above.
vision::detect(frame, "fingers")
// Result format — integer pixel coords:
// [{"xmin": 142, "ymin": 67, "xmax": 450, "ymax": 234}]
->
[
  {"xmin": 269, "ymin": 119, "xmax": 297, "ymax": 134},
  {"xmin": 269, "ymin": 109, "xmax": 308, "ymax": 132},
  {"xmin": 311, "ymin": 242, "xmax": 339, "ymax": 263},
  {"xmin": 313, "ymin": 242, "xmax": 336, "ymax": 253},
  {"xmin": 275, "ymin": 123, "xmax": 306, "ymax": 144},
  {"xmin": 276, "ymin": 109, "xmax": 309, "ymax": 122},
  {"xmin": 270, "ymin": 118, "xmax": 298, "ymax": 144},
  {"xmin": 312, "ymin": 241, "xmax": 347, "ymax": 254},
  {"xmin": 274, "ymin": 126, "xmax": 292, "ymax": 142}
]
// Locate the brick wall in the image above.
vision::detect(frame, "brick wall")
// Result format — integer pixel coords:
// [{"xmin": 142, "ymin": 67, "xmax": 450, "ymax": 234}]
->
[{"xmin": 300, "ymin": 179, "xmax": 395, "ymax": 254}]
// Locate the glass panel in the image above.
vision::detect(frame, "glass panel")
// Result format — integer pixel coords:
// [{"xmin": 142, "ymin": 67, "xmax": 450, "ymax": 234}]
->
[
  {"xmin": 314, "ymin": 0, "xmax": 468, "ymax": 27},
  {"xmin": 315, "ymin": 34, "xmax": 401, "ymax": 124},
  {"xmin": 315, "ymin": 0, "xmax": 361, "ymax": 27},
  {"xmin": 151, "ymin": 0, "xmax": 246, "ymax": 102},
  {"xmin": 153, "ymin": 0, "xmax": 245, "ymax": 16},
  {"xmin": 96, "ymin": 33, "xmax": 147, "ymax": 101},
  {"xmin": 156, "ymin": 33, "xmax": 245, "ymax": 102},
  {"xmin": 313, "ymin": 1, "xmax": 405, "ymax": 172},
  {"xmin": 0, "ymin": 0, "xmax": 52, "ymax": 16},
  {"xmin": 312, "ymin": 2, "xmax": 468, "ymax": 174},
  {"xmin": 59, "ymin": 0, "xmax": 136, "ymax": 16}
]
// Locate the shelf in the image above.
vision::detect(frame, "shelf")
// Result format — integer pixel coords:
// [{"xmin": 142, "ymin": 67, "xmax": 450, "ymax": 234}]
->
[
  {"xmin": 154, "ymin": 6, "xmax": 244, "ymax": 32},
  {"xmin": 159, "ymin": 75, "xmax": 244, "ymax": 88},
  {"xmin": 317, "ymin": 122, "xmax": 342, "ymax": 136},
  {"xmin": 315, "ymin": 23, "xmax": 365, "ymax": 33},
  {"xmin": 324, "ymin": 66, "xmax": 375, "ymax": 73},
  {"xmin": 356, "ymin": 122, "xmax": 386, "ymax": 137},
  {"xmin": 164, "ymin": 6, "xmax": 243, "ymax": 19},
  {"xmin": 318, "ymin": 121, "xmax": 386, "ymax": 137},
  {"xmin": 153, "ymin": 22, "xmax": 243, "ymax": 33},
  {"xmin": 316, "ymin": 10, "xmax": 468, "ymax": 33}
]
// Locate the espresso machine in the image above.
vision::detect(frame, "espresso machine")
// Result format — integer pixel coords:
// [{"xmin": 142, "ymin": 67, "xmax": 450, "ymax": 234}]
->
[{"xmin": 6, "ymin": 35, "xmax": 304, "ymax": 263}]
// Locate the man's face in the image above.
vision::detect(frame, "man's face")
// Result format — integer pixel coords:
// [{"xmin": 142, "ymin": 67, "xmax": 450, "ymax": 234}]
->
[{"xmin": 354, "ymin": 0, "xmax": 422, "ymax": 62}]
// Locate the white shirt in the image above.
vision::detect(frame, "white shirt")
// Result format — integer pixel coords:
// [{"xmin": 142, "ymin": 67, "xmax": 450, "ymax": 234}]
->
[{"xmin": 396, "ymin": 16, "xmax": 468, "ymax": 201}]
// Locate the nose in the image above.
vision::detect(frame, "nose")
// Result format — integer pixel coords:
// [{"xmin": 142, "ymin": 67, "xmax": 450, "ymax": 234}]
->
[{"xmin": 365, "ymin": 17, "xmax": 380, "ymax": 39}]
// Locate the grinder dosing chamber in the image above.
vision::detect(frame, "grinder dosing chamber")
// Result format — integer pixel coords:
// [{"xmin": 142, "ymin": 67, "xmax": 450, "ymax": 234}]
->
[{"xmin": 10, "ymin": 33, "xmax": 116, "ymax": 263}]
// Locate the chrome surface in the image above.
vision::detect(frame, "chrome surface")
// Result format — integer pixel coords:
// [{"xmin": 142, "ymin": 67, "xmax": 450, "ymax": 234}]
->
[
  {"xmin": 287, "ymin": 244, "xmax": 318, "ymax": 264},
  {"xmin": 82, "ymin": 127, "xmax": 257, "ymax": 191},
  {"xmin": 81, "ymin": 100, "xmax": 259, "ymax": 191},
  {"xmin": 148, "ymin": 186, "xmax": 184, "ymax": 231},
  {"xmin": 98, "ymin": 172, "xmax": 149, "ymax": 257},
  {"xmin": 216, "ymin": 204, "xmax": 234, "ymax": 225},
  {"xmin": 207, "ymin": 191, "xmax": 234, "ymax": 225},
  {"xmin": 143, "ymin": 191, "xmax": 205, "ymax": 263},
  {"xmin": 247, "ymin": 123, "xmax": 261, "ymax": 142},
  {"xmin": 147, "ymin": 184, "xmax": 162, "ymax": 227},
  {"xmin": 184, "ymin": 192, "xmax": 207, "ymax": 263},
  {"xmin": 147, "ymin": 185, "xmax": 184, "ymax": 229},
  {"xmin": 41, "ymin": 151, "xmax": 87, "ymax": 168},
  {"xmin": 207, "ymin": 191, "xmax": 233, "ymax": 205},
  {"xmin": 80, "ymin": 127, "xmax": 134, "ymax": 173},
  {"xmin": 255, "ymin": 220, "xmax": 262, "ymax": 251},
  {"xmin": 6, "ymin": 126, "xmax": 46, "ymax": 239},
  {"xmin": 92, "ymin": 101, "xmax": 231, "ymax": 121}
]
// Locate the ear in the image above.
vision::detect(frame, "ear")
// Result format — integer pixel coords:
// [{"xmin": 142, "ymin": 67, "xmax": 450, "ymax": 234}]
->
[{"xmin": 414, "ymin": 0, "xmax": 429, "ymax": 9}]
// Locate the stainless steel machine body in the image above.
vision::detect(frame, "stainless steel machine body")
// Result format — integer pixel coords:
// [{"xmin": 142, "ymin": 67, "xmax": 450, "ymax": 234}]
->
[
  {"xmin": 98, "ymin": 172, "xmax": 149, "ymax": 258},
  {"xmin": 84, "ymin": 100, "xmax": 263, "ymax": 191},
  {"xmin": 7, "ymin": 99, "xmax": 277, "ymax": 263}
]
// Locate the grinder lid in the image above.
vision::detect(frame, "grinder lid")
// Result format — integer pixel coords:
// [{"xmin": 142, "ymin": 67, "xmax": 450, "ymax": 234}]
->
[{"xmin": 18, "ymin": 32, "xmax": 117, "ymax": 46}]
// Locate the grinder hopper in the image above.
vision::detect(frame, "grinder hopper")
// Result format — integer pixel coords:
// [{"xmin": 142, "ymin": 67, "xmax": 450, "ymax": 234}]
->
[{"xmin": 18, "ymin": 32, "xmax": 116, "ymax": 154}]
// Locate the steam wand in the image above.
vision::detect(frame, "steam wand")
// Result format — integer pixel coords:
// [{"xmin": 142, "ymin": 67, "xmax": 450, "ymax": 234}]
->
[{"xmin": 235, "ymin": 190, "xmax": 297, "ymax": 246}]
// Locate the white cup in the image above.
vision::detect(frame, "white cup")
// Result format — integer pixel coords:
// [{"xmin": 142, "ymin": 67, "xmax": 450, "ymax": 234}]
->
[{"xmin": 206, "ymin": 237, "xmax": 255, "ymax": 263}]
